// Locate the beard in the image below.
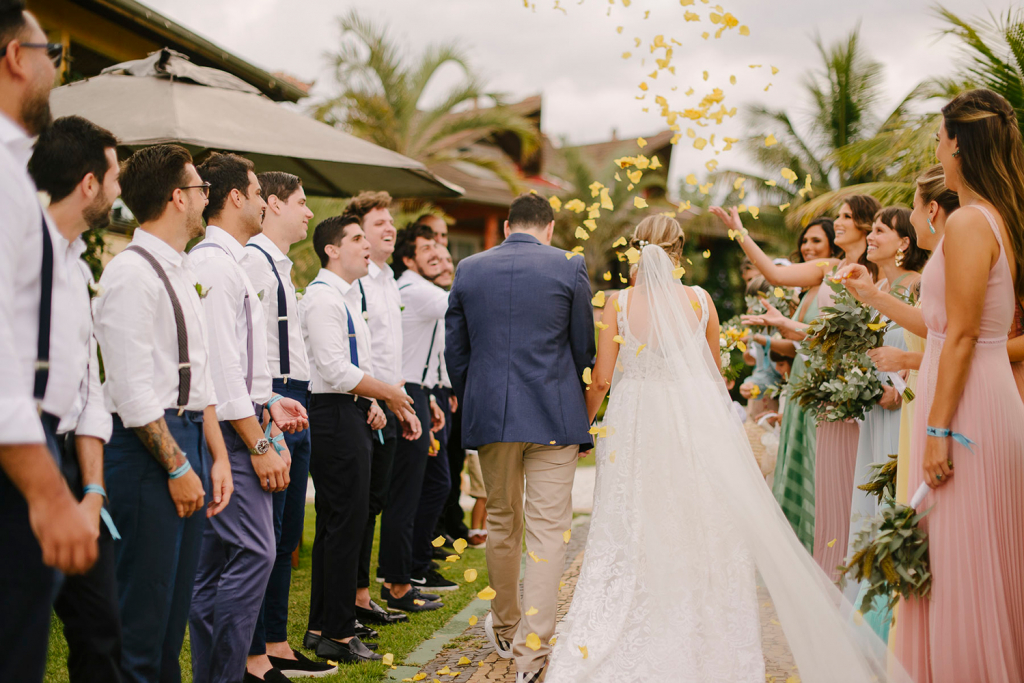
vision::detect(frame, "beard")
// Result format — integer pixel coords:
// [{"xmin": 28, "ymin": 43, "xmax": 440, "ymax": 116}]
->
[
  {"xmin": 83, "ymin": 193, "xmax": 113, "ymax": 231},
  {"xmin": 21, "ymin": 82, "xmax": 52, "ymax": 137},
  {"xmin": 186, "ymin": 205, "xmax": 206, "ymax": 241}
]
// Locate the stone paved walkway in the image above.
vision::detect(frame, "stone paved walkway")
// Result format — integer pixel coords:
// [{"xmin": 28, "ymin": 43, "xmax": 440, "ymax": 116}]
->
[{"xmin": 400, "ymin": 516, "xmax": 799, "ymax": 682}]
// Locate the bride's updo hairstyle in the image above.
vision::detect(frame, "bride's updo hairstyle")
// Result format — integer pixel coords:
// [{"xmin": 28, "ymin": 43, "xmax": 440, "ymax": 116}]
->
[{"xmin": 629, "ymin": 214, "xmax": 685, "ymax": 264}]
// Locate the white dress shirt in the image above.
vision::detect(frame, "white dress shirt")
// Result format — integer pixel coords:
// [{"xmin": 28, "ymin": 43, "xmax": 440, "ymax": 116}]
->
[
  {"xmin": 94, "ymin": 229, "xmax": 217, "ymax": 428},
  {"xmin": 299, "ymin": 268, "xmax": 374, "ymax": 394},
  {"xmin": 0, "ymin": 112, "xmax": 91, "ymax": 444},
  {"xmin": 437, "ymin": 324, "xmax": 452, "ymax": 390},
  {"xmin": 56, "ymin": 259, "xmax": 112, "ymax": 443},
  {"xmin": 358, "ymin": 260, "xmax": 403, "ymax": 386},
  {"xmin": 397, "ymin": 270, "xmax": 449, "ymax": 388},
  {"xmin": 189, "ymin": 225, "xmax": 273, "ymax": 420},
  {"xmin": 240, "ymin": 233, "xmax": 310, "ymax": 382}
]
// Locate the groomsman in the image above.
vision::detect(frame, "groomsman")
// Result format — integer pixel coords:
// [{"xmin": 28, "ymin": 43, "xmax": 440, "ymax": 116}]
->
[
  {"xmin": 29, "ymin": 116, "xmax": 121, "ymax": 683},
  {"xmin": 189, "ymin": 152, "xmax": 308, "ymax": 683},
  {"xmin": 93, "ymin": 143, "xmax": 233, "ymax": 683},
  {"xmin": 240, "ymin": 172, "xmax": 336, "ymax": 679},
  {"xmin": 346, "ymin": 191, "xmax": 418, "ymax": 627},
  {"xmin": 416, "ymin": 212, "xmax": 449, "ymax": 247},
  {"xmin": 298, "ymin": 215, "xmax": 417, "ymax": 662},
  {"xmin": 380, "ymin": 223, "xmax": 454, "ymax": 607},
  {"xmin": 0, "ymin": 8, "xmax": 98, "ymax": 681}
]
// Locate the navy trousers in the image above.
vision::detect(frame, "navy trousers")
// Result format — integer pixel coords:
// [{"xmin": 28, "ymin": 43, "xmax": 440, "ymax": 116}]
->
[
  {"xmin": 0, "ymin": 413, "xmax": 61, "ymax": 683},
  {"xmin": 250, "ymin": 379, "xmax": 311, "ymax": 655},
  {"xmin": 360, "ymin": 405, "xmax": 397, "ymax": 588},
  {"xmin": 189, "ymin": 423, "xmax": 274, "ymax": 683},
  {"xmin": 412, "ymin": 391, "xmax": 452, "ymax": 575},
  {"xmin": 307, "ymin": 394, "xmax": 372, "ymax": 639},
  {"xmin": 379, "ymin": 385, "xmax": 432, "ymax": 584},
  {"xmin": 105, "ymin": 410, "xmax": 209, "ymax": 683}
]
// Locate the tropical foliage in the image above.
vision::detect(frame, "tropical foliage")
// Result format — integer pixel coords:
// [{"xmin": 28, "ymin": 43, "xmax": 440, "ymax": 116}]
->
[{"xmin": 313, "ymin": 10, "xmax": 540, "ymax": 192}]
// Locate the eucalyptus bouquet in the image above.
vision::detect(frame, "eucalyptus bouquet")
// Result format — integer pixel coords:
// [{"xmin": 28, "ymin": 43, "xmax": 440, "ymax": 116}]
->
[
  {"xmin": 838, "ymin": 498, "xmax": 931, "ymax": 615},
  {"xmin": 802, "ymin": 278, "xmax": 888, "ymax": 367},
  {"xmin": 744, "ymin": 285, "xmax": 801, "ymax": 334},
  {"xmin": 857, "ymin": 453, "xmax": 899, "ymax": 503}
]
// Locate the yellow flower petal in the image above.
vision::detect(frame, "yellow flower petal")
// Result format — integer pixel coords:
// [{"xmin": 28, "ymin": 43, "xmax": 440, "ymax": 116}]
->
[
  {"xmin": 564, "ymin": 198, "xmax": 586, "ymax": 213},
  {"xmin": 383, "ymin": 653, "xmax": 395, "ymax": 666},
  {"xmin": 637, "ymin": 136, "xmax": 647, "ymax": 148},
  {"xmin": 613, "ymin": 335, "xmax": 625, "ymax": 345},
  {"xmin": 779, "ymin": 202, "xmax": 790, "ymax": 211},
  {"xmin": 432, "ymin": 536, "xmax": 446, "ymax": 548},
  {"xmin": 565, "ymin": 252, "xmax": 575, "ymax": 260},
  {"xmin": 579, "ymin": 645, "xmax": 589, "ymax": 659},
  {"xmin": 749, "ymin": 206, "xmax": 760, "ymax": 219},
  {"xmin": 525, "ymin": 606, "xmax": 539, "ymax": 616},
  {"xmin": 736, "ymin": 341, "xmax": 747, "ymax": 352},
  {"xmin": 672, "ymin": 266, "xmax": 686, "ymax": 279},
  {"xmin": 685, "ymin": 173, "xmax": 698, "ymax": 186},
  {"xmin": 575, "ymin": 226, "xmax": 589, "ymax": 240},
  {"xmin": 636, "ymin": 343, "xmax": 647, "ymax": 356},
  {"xmin": 624, "ymin": 247, "xmax": 640, "ymax": 264},
  {"xmin": 703, "ymin": 249, "xmax": 711, "ymax": 258},
  {"xmin": 563, "ymin": 529, "xmax": 572, "ymax": 543},
  {"xmin": 414, "ymin": 599, "xmax": 425, "ymax": 606},
  {"xmin": 582, "ymin": 368, "xmax": 593, "ymax": 385},
  {"xmin": 602, "ymin": 271, "xmax": 612, "ymax": 282},
  {"xmin": 549, "ymin": 636, "xmax": 558, "ymax": 645},
  {"xmin": 773, "ymin": 287, "xmax": 785, "ymax": 298},
  {"xmin": 528, "ymin": 551, "xmax": 549, "ymax": 563},
  {"xmin": 592, "ymin": 291, "xmax": 606, "ymax": 307},
  {"xmin": 827, "ymin": 538, "xmax": 837, "ymax": 548},
  {"xmin": 633, "ymin": 196, "xmax": 648, "ymax": 209},
  {"xmin": 612, "ymin": 236, "xmax": 627, "ymax": 248},
  {"xmin": 584, "ymin": 219, "xmax": 597, "ymax": 231},
  {"xmin": 781, "ymin": 168, "xmax": 798, "ymax": 183},
  {"xmin": 468, "ymin": 615, "xmax": 478, "ymax": 626},
  {"xmin": 464, "ymin": 568, "xmax": 478, "ymax": 582},
  {"xmin": 609, "ymin": 450, "xmax": 617, "ymax": 463},
  {"xmin": 458, "ymin": 656, "xmax": 471, "ymax": 666},
  {"xmin": 614, "ymin": 298, "xmax": 622, "ymax": 313},
  {"xmin": 438, "ymin": 666, "xmax": 451, "ymax": 675},
  {"xmin": 765, "ymin": 134, "xmax": 778, "ymax": 147},
  {"xmin": 453, "ymin": 538, "xmax": 468, "ymax": 554},
  {"xmin": 477, "ymin": 586, "xmax": 497, "ymax": 600},
  {"xmin": 772, "ymin": 65, "xmax": 780, "ymax": 75},
  {"xmin": 739, "ymin": 25, "xmax": 749, "ymax": 36},
  {"xmin": 867, "ymin": 322, "xmax": 887, "ymax": 331},
  {"xmin": 413, "ymin": 675, "xmax": 427, "ymax": 682},
  {"xmin": 445, "ymin": 555, "xmax": 459, "ymax": 562},
  {"xmin": 549, "ymin": 196, "xmax": 562, "ymax": 211},
  {"xmin": 621, "ymin": 51, "xmax": 632, "ymax": 59},
  {"xmin": 525, "ymin": 633, "xmax": 542, "ymax": 651},
  {"xmin": 595, "ymin": 321, "xmax": 609, "ymax": 330},
  {"xmin": 627, "ymin": 170, "xmax": 643, "ymax": 184}
]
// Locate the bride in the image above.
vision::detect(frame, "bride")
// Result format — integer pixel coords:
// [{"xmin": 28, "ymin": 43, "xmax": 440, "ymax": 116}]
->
[{"xmin": 545, "ymin": 216, "xmax": 911, "ymax": 683}]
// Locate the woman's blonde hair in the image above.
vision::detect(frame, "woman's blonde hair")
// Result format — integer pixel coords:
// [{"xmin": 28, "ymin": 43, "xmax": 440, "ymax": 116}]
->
[{"xmin": 630, "ymin": 214, "xmax": 685, "ymax": 263}]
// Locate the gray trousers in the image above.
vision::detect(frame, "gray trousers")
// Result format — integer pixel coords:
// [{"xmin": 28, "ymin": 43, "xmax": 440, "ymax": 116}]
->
[{"xmin": 189, "ymin": 423, "xmax": 275, "ymax": 683}]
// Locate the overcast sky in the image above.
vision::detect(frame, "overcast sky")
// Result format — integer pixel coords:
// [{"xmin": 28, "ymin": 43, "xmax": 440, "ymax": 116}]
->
[{"xmin": 143, "ymin": 0, "xmax": 998, "ymax": 187}]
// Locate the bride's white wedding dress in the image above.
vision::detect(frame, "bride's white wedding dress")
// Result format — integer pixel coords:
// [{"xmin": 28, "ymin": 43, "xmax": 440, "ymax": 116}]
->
[{"xmin": 546, "ymin": 246, "xmax": 912, "ymax": 683}]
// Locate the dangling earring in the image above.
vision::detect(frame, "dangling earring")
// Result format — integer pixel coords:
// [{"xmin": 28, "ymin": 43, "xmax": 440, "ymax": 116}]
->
[
  {"xmin": 952, "ymin": 149, "xmax": 960, "ymax": 158},
  {"xmin": 927, "ymin": 218, "xmax": 936, "ymax": 234},
  {"xmin": 895, "ymin": 248, "xmax": 906, "ymax": 268}
]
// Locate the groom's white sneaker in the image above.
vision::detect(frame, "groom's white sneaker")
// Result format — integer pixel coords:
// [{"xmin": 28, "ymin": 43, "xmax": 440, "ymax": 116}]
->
[{"xmin": 484, "ymin": 612, "xmax": 513, "ymax": 659}]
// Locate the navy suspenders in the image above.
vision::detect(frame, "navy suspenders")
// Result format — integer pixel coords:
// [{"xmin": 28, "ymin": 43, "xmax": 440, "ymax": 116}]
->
[
  {"xmin": 33, "ymin": 212, "xmax": 53, "ymax": 405},
  {"xmin": 399, "ymin": 282, "xmax": 439, "ymax": 385},
  {"xmin": 307, "ymin": 281, "xmax": 360, "ymax": 367},
  {"xmin": 246, "ymin": 243, "xmax": 291, "ymax": 380}
]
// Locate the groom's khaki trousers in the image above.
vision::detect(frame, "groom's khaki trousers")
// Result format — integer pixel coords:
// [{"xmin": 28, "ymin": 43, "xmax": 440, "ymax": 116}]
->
[{"xmin": 477, "ymin": 442, "xmax": 578, "ymax": 673}]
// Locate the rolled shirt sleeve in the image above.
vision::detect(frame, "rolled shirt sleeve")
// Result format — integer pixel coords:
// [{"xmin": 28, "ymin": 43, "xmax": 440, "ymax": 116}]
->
[{"xmin": 303, "ymin": 290, "xmax": 365, "ymax": 393}]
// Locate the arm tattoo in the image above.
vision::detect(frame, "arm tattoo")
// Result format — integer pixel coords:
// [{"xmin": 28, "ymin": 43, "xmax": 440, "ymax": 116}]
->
[{"xmin": 133, "ymin": 418, "xmax": 188, "ymax": 473}]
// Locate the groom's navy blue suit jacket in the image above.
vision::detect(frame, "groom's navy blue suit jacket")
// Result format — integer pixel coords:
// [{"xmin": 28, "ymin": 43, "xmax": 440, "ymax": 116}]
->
[{"xmin": 444, "ymin": 232, "xmax": 596, "ymax": 450}]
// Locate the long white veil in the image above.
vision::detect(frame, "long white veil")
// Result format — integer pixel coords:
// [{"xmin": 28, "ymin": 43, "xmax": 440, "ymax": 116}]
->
[{"xmin": 622, "ymin": 245, "xmax": 912, "ymax": 683}]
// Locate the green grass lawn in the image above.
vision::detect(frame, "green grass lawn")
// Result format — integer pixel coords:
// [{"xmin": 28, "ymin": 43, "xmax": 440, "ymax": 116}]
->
[{"xmin": 45, "ymin": 502, "xmax": 489, "ymax": 683}]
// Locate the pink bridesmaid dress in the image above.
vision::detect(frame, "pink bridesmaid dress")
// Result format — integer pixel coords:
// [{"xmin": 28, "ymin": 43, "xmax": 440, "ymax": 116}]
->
[
  {"xmin": 895, "ymin": 205, "xmax": 1024, "ymax": 683},
  {"xmin": 812, "ymin": 274, "xmax": 861, "ymax": 581},
  {"xmin": 1010, "ymin": 302, "xmax": 1024, "ymax": 400}
]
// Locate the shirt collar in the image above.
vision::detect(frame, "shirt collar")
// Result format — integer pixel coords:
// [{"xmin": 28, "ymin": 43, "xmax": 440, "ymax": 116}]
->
[
  {"xmin": 203, "ymin": 224, "xmax": 247, "ymax": 262},
  {"xmin": 397, "ymin": 268, "xmax": 428, "ymax": 287},
  {"xmin": 0, "ymin": 111, "xmax": 32, "ymax": 167},
  {"xmin": 313, "ymin": 267, "xmax": 357, "ymax": 298},
  {"xmin": 132, "ymin": 228, "xmax": 184, "ymax": 267},
  {"xmin": 503, "ymin": 232, "xmax": 542, "ymax": 245},
  {"xmin": 247, "ymin": 232, "xmax": 290, "ymax": 265},
  {"xmin": 368, "ymin": 259, "xmax": 393, "ymax": 280}
]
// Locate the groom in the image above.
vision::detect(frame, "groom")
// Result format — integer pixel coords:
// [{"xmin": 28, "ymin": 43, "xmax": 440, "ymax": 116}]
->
[{"xmin": 445, "ymin": 193, "xmax": 595, "ymax": 682}]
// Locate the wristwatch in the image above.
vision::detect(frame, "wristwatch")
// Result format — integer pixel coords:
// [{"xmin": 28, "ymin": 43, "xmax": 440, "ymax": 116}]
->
[{"xmin": 249, "ymin": 438, "xmax": 271, "ymax": 456}]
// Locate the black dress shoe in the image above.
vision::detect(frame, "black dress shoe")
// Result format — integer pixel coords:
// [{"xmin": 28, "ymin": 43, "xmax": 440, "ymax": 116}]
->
[
  {"xmin": 356, "ymin": 599, "xmax": 409, "ymax": 625},
  {"xmin": 242, "ymin": 669, "xmax": 291, "ymax": 683},
  {"xmin": 409, "ymin": 586, "xmax": 442, "ymax": 602},
  {"xmin": 381, "ymin": 585, "xmax": 443, "ymax": 612},
  {"xmin": 315, "ymin": 636, "xmax": 382, "ymax": 662},
  {"xmin": 354, "ymin": 620, "xmax": 379, "ymax": 640},
  {"xmin": 267, "ymin": 650, "xmax": 338, "ymax": 677},
  {"xmin": 302, "ymin": 630, "xmax": 322, "ymax": 650}
]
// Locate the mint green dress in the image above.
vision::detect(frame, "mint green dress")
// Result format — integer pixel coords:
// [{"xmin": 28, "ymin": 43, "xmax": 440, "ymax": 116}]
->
[{"xmin": 772, "ymin": 291, "xmax": 819, "ymax": 552}]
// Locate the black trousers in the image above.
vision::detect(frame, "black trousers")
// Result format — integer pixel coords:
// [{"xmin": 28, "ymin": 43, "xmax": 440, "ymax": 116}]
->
[
  {"xmin": 53, "ymin": 432, "xmax": 123, "ymax": 683},
  {"xmin": 438, "ymin": 390, "xmax": 469, "ymax": 540},
  {"xmin": 0, "ymin": 413, "xmax": 61, "ymax": 683},
  {"xmin": 359, "ymin": 406, "xmax": 397, "ymax": 588},
  {"xmin": 379, "ymin": 384, "xmax": 432, "ymax": 584},
  {"xmin": 307, "ymin": 394, "xmax": 372, "ymax": 640}
]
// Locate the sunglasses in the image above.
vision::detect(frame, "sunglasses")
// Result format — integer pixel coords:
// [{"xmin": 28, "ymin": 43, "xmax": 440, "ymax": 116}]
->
[{"xmin": 0, "ymin": 42, "xmax": 64, "ymax": 68}]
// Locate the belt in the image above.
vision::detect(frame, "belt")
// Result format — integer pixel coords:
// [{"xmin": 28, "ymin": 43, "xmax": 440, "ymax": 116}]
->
[{"xmin": 310, "ymin": 393, "xmax": 372, "ymax": 410}]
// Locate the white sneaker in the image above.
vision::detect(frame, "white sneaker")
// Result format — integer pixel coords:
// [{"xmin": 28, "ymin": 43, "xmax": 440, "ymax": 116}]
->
[{"xmin": 484, "ymin": 612, "xmax": 513, "ymax": 659}]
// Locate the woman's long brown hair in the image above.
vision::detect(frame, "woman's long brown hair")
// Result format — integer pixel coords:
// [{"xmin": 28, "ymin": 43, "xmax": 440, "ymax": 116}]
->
[{"xmin": 942, "ymin": 89, "xmax": 1024, "ymax": 299}]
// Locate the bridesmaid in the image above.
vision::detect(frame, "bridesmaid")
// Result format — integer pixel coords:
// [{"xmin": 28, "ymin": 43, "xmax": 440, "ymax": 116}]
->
[
  {"xmin": 843, "ymin": 207, "xmax": 926, "ymax": 632},
  {"xmin": 812, "ymin": 194, "xmax": 880, "ymax": 582},
  {"xmin": 710, "ymin": 206, "xmax": 840, "ymax": 550},
  {"xmin": 896, "ymin": 89, "xmax": 1024, "ymax": 683}
]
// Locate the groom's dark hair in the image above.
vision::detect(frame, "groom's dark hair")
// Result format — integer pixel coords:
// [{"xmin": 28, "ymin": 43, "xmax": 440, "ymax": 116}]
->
[{"xmin": 508, "ymin": 193, "xmax": 554, "ymax": 231}]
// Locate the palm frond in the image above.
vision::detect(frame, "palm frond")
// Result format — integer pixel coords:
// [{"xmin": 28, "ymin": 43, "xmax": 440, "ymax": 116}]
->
[{"xmin": 791, "ymin": 181, "xmax": 915, "ymax": 228}]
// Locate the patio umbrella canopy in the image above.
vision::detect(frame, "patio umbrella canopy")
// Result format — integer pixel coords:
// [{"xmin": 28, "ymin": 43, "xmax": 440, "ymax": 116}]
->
[{"xmin": 49, "ymin": 49, "xmax": 463, "ymax": 199}]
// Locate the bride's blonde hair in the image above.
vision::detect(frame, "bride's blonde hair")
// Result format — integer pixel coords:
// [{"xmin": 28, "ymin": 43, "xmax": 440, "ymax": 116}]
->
[{"xmin": 629, "ymin": 214, "xmax": 685, "ymax": 264}]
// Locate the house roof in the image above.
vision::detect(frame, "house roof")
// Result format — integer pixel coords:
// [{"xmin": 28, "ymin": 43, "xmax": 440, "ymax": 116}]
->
[{"xmin": 35, "ymin": 0, "xmax": 309, "ymax": 102}]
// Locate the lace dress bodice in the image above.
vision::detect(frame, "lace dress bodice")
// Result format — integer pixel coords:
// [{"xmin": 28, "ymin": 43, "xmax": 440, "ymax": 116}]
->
[{"xmin": 615, "ymin": 285, "xmax": 710, "ymax": 382}]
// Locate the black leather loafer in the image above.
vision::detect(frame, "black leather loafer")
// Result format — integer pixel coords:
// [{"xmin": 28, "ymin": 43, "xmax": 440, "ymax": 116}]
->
[
  {"xmin": 315, "ymin": 636, "xmax": 382, "ymax": 663},
  {"xmin": 302, "ymin": 630, "xmax": 322, "ymax": 651},
  {"xmin": 354, "ymin": 620, "xmax": 379, "ymax": 640}
]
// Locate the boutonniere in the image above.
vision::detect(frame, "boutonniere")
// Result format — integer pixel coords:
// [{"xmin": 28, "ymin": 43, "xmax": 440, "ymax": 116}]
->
[
  {"xmin": 256, "ymin": 289, "xmax": 265, "ymax": 301},
  {"xmin": 88, "ymin": 282, "xmax": 104, "ymax": 299},
  {"xmin": 295, "ymin": 290, "xmax": 304, "ymax": 301},
  {"xmin": 362, "ymin": 311, "xmax": 369, "ymax": 321},
  {"xmin": 194, "ymin": 282, "xmax": 211, "ymax": 299}
]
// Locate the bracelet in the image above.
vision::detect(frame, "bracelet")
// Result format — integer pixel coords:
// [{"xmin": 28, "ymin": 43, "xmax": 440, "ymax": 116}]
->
[
  {"xmin": 168, "ymin": 460, "xmax": 192, "ymax": 479},
  {"xmin": 926, "ymin": 426, "xmax": 977, "ymax": 453},
  {"xmin": 266, "ymin": 394, "xmax": 283, "ymax": 409},
  {"xmin": 263, "ymin": 420, "xmax": 286, "ymax": 454},
  {"xmin": 83, "ymin": 484, "xmax": 107, "ymax": 500}
]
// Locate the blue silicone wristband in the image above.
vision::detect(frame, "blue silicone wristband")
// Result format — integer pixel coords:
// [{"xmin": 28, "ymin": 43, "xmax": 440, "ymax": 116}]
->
[
  {"xmin": 266, "ymin": 394, "xmax": 284, "ymax": 409},
  {"xmin": 83, "ymin": 484, "xmax": 107, "ymax": 500},
  {"xmin": 168, "ymin": 460, "xmax": 192, "ymax": 479}
]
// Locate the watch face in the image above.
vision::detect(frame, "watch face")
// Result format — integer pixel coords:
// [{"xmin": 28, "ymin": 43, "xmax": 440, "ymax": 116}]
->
[{"xmin": 255, "ymin": 438, "xmax": 271, "ymax": 455}]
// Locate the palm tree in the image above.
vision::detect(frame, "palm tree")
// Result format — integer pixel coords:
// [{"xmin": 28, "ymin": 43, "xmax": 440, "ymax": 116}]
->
[{"xmin": 313, "ymin": 10, "xmax": 540, "ymax": 192}]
